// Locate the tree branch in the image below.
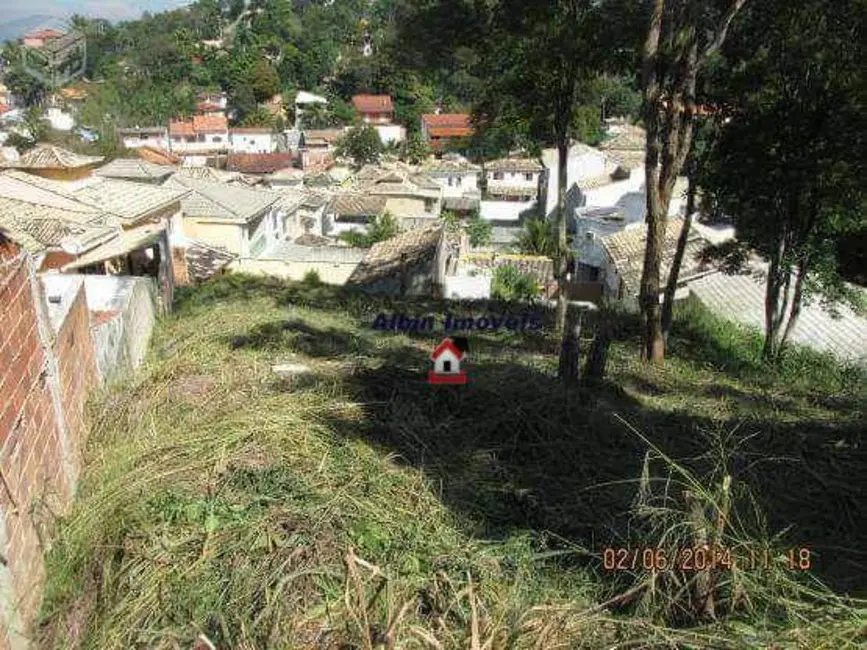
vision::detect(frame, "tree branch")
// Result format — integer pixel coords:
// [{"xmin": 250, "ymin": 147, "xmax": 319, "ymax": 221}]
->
[{"xmin": 702, "ymin": 0, "xmax": 749, "ymax": 62}]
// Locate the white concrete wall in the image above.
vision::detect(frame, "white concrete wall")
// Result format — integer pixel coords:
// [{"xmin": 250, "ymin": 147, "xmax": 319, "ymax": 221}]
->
[
  {"xmin": 444, "ymin": 274, "xmax": 491, "ymax": 300},
  {"xmin": 429, "ymin": 172, "xmax": 479, "ymax": 198},
  {"xmin": 375, "ymin": 124, "xmax": 406, "ymax": 144},
  {"xmin": 228, "ymin": 257, "xmax": 361, "ymax": 284},
  {"xmin": 46, "ymin": 107, "xmax": 74, "ymax": 131},
  {"xmin": 170, "ymin": 134, "xmax": 228, "ymax": 153},
  {"xmin": 543, "ymin": 146, "xmax": 609, "ymax": 216},
  {"xmin": 229, "ymin": 132, "xmax": 276, "ymax": 154},
  {"xmin": 480, "ymin": 199, "xmax": 536, "ymax": 222},
  {"xmin": 121, "ymin": 134, "xmax": 169, "ymax": 149},
  {"xmin": 487, "ymin": 170, "xmax": 541, "ymax": 189}
]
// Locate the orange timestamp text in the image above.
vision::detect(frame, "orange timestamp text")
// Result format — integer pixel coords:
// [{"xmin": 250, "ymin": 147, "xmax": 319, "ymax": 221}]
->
[{"xmin": 602, "ymin": 546, "xmax": 812, "ymax": 572}]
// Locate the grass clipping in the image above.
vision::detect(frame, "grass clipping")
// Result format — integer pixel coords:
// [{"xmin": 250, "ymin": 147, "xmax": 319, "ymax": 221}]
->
[{"xmin": 37, "ymin": 275, "xmax": 866, "ymax": 650}]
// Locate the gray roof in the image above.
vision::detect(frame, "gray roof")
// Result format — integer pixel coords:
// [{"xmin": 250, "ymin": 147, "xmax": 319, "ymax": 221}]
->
[
  {"xmin": 348, "ymin": 225, "xmax": 443, "ymax": 286},
  {"xmin": 328, "ymin": 193, "xmax": 387, "ymax": 218},
  {"xmin": 94, "ymin": 158, "xmax": 176, "ymax": 181},
  {"xmin": 689, "ymin": 267, "xmax": 867, "ymax": 365},
  {"xmin": 443, "ymin": 196, "xmax": 481, "ymax": 212},
  {"xmin": 164, "ymin": 174, "xmax": 279, "ymax": 222},
  {"xmin": 0, "ymin": 196, "xmax": 115, "ymax": 253},
  {"xmin": 72, "ymin": 178, "xmax": 189, "ymax": 224}
]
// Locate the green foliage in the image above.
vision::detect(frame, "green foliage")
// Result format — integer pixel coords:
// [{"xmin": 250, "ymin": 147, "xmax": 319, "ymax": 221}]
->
[
  {"xmin": 301, "ymin": 269, "xmax": 323, "ymax": 286},
  {"xmin": 250, "ymin": 60, "xmax": 280, "ymax": 102},
  {"xmin": 339, "ymin": 212, "xmax": 401, "ymax": 248},
  {"xmin": 335, "ymin": 124, "xmax": 383, "ymax": 168},
  {"xmin": 491, "ymin": 264, "xmax": 540, "ymax": 302},
  {"xmin": 517, "ymin": 218, "xmax": 557, "ymax": 257},
  {"xmin": 399, "ymin": 131, "xmax": 431, "ymax": 164},
  {"xmin": 240, "ymin": 107, "xmax": 276, "ymax": 128},
  {"xmin": 5, "ymin": 132, "xmax": 36, "ymax": 152},
  {"xmin": 465, "ymin": 213, "xmax": 492, "ymax": 248}
]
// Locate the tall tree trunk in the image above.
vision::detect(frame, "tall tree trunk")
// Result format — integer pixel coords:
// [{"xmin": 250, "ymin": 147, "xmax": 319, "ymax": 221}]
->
[
  {"xmin": 661, "ymin": 167, "xmax": 698, "ymax": 339},
  {"xmin": 556, "ymin": 137, "xmax": 569, "ymax": 336},
  {"xmin": 778, "ymin": 260, "xmax": 807, "ymax": 358}
]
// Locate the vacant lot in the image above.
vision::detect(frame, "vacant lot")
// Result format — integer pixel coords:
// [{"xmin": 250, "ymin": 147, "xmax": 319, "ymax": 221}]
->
[{"xmin": 39, "ymin": 275, "xmax": 866, "ymax": 649}]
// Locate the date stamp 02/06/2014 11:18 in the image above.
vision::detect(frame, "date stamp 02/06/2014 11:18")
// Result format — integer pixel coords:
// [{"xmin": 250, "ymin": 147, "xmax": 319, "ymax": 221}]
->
[{"xmin": 602, "ymin": 546, "xmax": 813, "ymax": 572}]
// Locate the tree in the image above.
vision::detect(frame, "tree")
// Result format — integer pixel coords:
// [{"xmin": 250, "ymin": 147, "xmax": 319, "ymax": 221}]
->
[
  {"xmin": 400, "ymin": 131, "xmax": 431, "ymax": 164},
  {"xmin": 517, "ymin": 218, "xmax": 558, "ymax": 258},
  {"xmin": 339, "ymin": 212, "xmax": 401, "ymax": 247},
  {"xmin": 466, "ymin": 213, "xmax": 493, "ymax": 248},
  {"xmin": 491, "ymin": 265, "xmax": 540, "ymax": 302},
  {"xmin": 250, "ymin": 60, "xmax": 280, "ymax": 102},
  {"xmin": 700, "ymin": 0, "xmax": 867, "ymax": 361},
  {"xmin": 335, "ymin": 124, "xmax": 383, "ymax": 168},
  {"xmin": 637, "ymin": 0, "xmax": 749, "ymax": 361}
]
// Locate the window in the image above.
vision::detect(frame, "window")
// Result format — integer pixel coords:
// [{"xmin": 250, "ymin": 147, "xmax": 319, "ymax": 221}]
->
[
  {"xmin": 213, "ymin": 136, "xmax": 222, "ymax": 143},
  {"xmin": 443, "ymin": 360, "xmax": 452, "ymax": 372},
  {"xmin": 493, "ymin": 171, "xmax": 504, "ymax": 180},
  {"xmin": 424, "ymin": 199, "xmax": 436, "ymax": 213},
  {"xmin": 456, "ymin": 176, "xmax": 463, "ymax": 186},
  {"xmin": 448, "ymin": 177, "xmax": 455, "ymax": 187},
  {"xmin": 525, "ymin": 172, "xmax": 534, "ymax": 181},
  {"xmin": 589, "ymin": 267, "xmax": 600, "ymax": 282}
]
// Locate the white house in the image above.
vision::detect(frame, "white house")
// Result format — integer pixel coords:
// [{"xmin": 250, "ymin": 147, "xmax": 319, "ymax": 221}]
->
[
  {"xmin": 229, "ymin": 127, "xmax": 277, "ymax": 154},
  {"xmin": 45, "ymin": 106, "xmax": 74, "ymax": 131},
  {"xmin": 169, "ymin": 115, "xmax": 229, "ymax": 156},
  {"xmin": 421, "ymin": 155, "xmax": 481, "ymax": 198},
  {"xmin": 480, "ymin": 158, "xmax": 544, "ymax": 222},
  {"xmin": 118, "ymin": 126, "xmax": 169, "ymax": 150},
  {"xmin": 542, "ymin": 142, "xmax": 608, "ymax": 218},
  {"xmin": 294, "ymin": 90, "xmax": 328, "ymax": 130}
]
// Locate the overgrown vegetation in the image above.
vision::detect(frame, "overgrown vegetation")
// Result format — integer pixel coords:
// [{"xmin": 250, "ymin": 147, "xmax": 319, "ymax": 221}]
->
[
  {"xmin": 38, "ymin": 275, "xmax": 866, "ymax": 649},
  {"xmin": 338, "ymin": 212, "xmax": 401, "ymax": 248},
  {"xmin": 490, "ymin": 265, "xmax": 541, "ymax": 302}
]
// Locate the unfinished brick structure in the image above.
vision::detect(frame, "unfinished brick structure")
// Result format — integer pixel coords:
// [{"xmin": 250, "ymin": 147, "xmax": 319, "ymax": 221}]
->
[{"xmin": 0, "ymin": 244, "xmax": 97, "ymax": 649}]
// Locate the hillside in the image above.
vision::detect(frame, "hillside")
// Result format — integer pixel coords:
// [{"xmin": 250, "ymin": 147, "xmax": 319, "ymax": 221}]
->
[{"xmin": 38, "ymin": 275, "xmax": 866, "ymax": 649}]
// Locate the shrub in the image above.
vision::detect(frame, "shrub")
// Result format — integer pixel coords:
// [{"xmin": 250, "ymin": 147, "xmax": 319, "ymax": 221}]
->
[
  {"xmin": 491, "ymin": 265, "xmax": 540, "ymax": 302},
  {"xmin": 339, "ymin": 213, "xmax": 401, "ymax": 248}
]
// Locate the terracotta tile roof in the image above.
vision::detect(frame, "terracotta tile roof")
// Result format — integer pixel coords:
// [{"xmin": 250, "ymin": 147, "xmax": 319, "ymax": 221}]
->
[
  {"xmin": 136, "ymin": 146, "xmax": 180, "ymax": 165},
  {"xmin": 329, "ymin": 193, "xmax": 387, "ymax": 219},
  {"xmin": 422, "ymin": 114, "xmax": 471, "ymax": 129},
  {"xmin": 348, "ymin": 224, "xmax": 444, "ymax": 287},
  {"xmin": 304, "ymin": 129, "xmax": 346, "ymax": 145},
  {"xmin": 352, "ymin": 94, "xmax": 394, "ymax": 114},
  {"xmin": 485, "ymin": 158, "xmax": 544, "ymax": 173},
  {"xmin": 170, "ymin": 120, "xmax": 195, "ymax": 137},
  {"xmin": 0, "ymin": 196, "xmax": 115, "ymax": 254},
  {"xmin": 2, "ymin": 145, "xmax": 103, "ymax": 170},
  {"xmin": 226, "ymin": 153, "xmax": 296, "ymax": 174},
  {"xmin": 184, "ymin": 239, "xmax": 236, "ymax": 282},
  {"xmin": 25, "ymin": 28, "xmax": 64, "ymax": 40},
  {"xmin": 196, "ymin": 102, "xmax": 223, "ymax": 113},
  {"xmin": 119, "ymin": 126, "xmax": 168, "ymax": 136},
  {"xmin": 193, "ymin": 114, "xmax": 228, "ymax": 133},
  {"xmin": 427, "ymin": 126, "xmax": 474, "ymax": 138},
  {"xmin": 602, "ymin": 218, "xmax": 711, "ymax": 297}
]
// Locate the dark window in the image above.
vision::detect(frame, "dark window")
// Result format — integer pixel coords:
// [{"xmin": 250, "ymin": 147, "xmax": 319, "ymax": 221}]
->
[
  {"xmin": 525, "ymin": 172, "xmax": 534, "ymax": 181},
  {"xmin": 443, "ymin": 360, "xmax": 452, "ymax": 372},
  {"xmin": 493, "ymin": 171, "xmax": 504, "ymax": 180}
]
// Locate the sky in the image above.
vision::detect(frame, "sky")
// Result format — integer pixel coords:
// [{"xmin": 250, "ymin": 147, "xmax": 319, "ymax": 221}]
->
[{"xmin": 0, "ymin": 0, "xmax": 193, "ymax": 23}]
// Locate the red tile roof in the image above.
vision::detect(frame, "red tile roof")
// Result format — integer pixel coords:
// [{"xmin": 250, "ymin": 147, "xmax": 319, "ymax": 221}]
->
[
  {"xmin": 193, "ymin": 114, "xmax": 228, "ymax": 133},
  {"xmin": 226, "ymin": 153, "xmax": 296, "ymax": 174},
  {"xmin": 196, "ymin": 102, "xmax": 223, "ymax": 113},
  {"xmin": 170, "ymin": 120, "xmax": 195, "ymax": 137},
  {"xmin": 422, "ymin": 113, "xmax": 471, "ymax": 129},
  {"xmin": 352, "ymin": 94, "xmax": 394, "ymax": 114},
  {"xmin": 0, "ymin": 105, "xmax": 10, "ymax": 115},
  {"xmin": 136, "ymin": 146, "xmax": 180, "ymax": 165},
  {"xmin": 25, "ymin": 29, "xmax": 64, "ymax": 41},
  {"xmin": 427, "ymin": 126, "xmax": 474, "ymax": 138}
]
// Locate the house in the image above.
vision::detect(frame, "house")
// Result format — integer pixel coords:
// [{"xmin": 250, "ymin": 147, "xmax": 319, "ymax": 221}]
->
[
  {"xmin": 135, "ymin": 145, "xmax": 181, "ymax": 166},
  {"xmin": 480, "ymin": 158, "xmax": 545, "ymax": 222},
  {"xmin": 227, "ymin": 240, "xmax": 367, "ymax": 283},
  {"xmin": 357, "ymin": 168, "xmax": 443, "ymax": 227},
  {"xmin": 23, "ymin": 28, "xmax": 64, "ymax": 48},
  {"xmin": 352, "ymin": 95, "xmax": 394, "ymax": 125},
  {"xmin": 352, "ymin": 95, "xmax": 405, "ymax": 144},
  {"xmin": 599, "ymin": 217, "xmax": 713, "ymax": 302},
  {"xmin": 196, "ymin": 91, "xmax": 228, "ymax": 116},
  {"xmin": 429, "ymin": 338, "xmax": 468, "ymax": 384},
  {"xmin": 162, "ymin": 173, "xmax": 289, "ymax": 257},
  {"xmin": 0, "ymin": 145, "xmax": 104, "ymax": 180},
  {"xmin": 119, "ymin": 126, "xmax": 170, "ymax": 150},
  {"xmin": 229, "ymin": 127, "xmax": 278, "ymax": 154},
  {"xmin": 300, "ymin": 128, "xmax": 345, "ymax": 170},
  {"xmin": 94, "ymin": 159, "xmax": 177, "ymax": 184},
  {"xmin": 323, "ymin": 193, "xmax": 388, "ymax": 237},
  {"xmin": 226, "ymin": 153, "xmax": 296, "ymax": 176},
  {"xmin": 420, "ymin": 114, "xmax": 473, "ymax": 152},
  {"xmin": 266, "ymin": 167, "xmax": 305, "ymax": 189},
  {"xmin": 541, "ymin": 142, "xmax": 608, "ymax": 218},
  {"xmin": 294, "ymin": 90, "xmax": 328, "ymax": 129},
  {"xmin": 420, "ymin": 154, "xmax": 481, "ymax": 215},
  {"xmin": 688, "ymin": 263, "xmax": 867, "ymax": 366},
  {"xmin": 598, "ymin": 121, "xmax": 647, "ymax": 171},
  {"xmin": 347, "ymin": 224, "xmax": 448, "ymax": 297},
  {"xmin": 169, "ymin": 115, "xmax": 229, "ymax": 158}
]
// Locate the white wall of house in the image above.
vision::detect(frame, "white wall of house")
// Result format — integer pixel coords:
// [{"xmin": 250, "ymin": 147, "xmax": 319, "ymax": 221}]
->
[
  {"xmin": 543, "ymin": 145, "xmax": 609, "ymax": 216},
  {"xmin": 246, "ymin": 206, "xmax": 285, "ymax": 257},
  {"xmin": 229, "ymin": 131, "xmax": 276, "ymax": 154},
  {"xmin": 375, "ymin": 124, "xmax": 406, "ymax": 144},
  {"xmin": 170, "ymin": 132, "xmax": 228, "ymax": 153},
  {"xmin": 228, "ymin": 256, "xmax": 361, "ymax": 284},
  {"xmin": 480, "ymin": 199, "xmax": 535, "ymax": 222},
  {"xmin": 45, "ymin": 107, "xmax": 74, "ymax": 131},
  {"xmin": 121, "ymin": 131, "xmax": 168, "ymax": 149},
  {"xmin": 487, "ymin": 169, "xmax": 542, "ymax": 189},
  {"xmin": 444, "ymin": 274, "xmax": 492, "ymax": 300},
  {"xmin": 428, "ymin": 172, "xmax": 479, "ymax": 198}
]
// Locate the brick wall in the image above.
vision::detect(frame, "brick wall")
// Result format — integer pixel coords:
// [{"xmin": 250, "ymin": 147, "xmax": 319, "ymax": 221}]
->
[{"xmin": 0, "ymin": 253, "xmax": 98, "ymax": 649}]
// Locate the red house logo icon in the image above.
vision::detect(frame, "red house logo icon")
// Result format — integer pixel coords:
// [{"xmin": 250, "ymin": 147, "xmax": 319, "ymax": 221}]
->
[{"xmin": 428, "ymin": 337, "xmax": 468, "ymax": 385}]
